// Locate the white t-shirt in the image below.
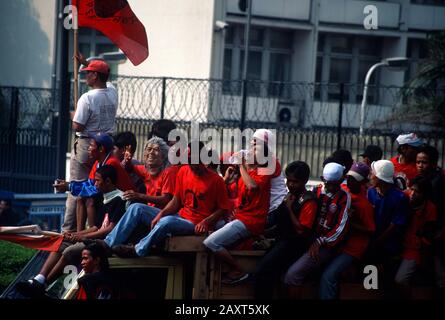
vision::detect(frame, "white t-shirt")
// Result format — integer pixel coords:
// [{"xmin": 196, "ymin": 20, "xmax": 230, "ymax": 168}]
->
[
  {"xmin": 73, "ymin": 82, "xmax": 118, "ymax": 137},
  {"xmin": 269, "ymin": 171, "xmax": 287, "ymax": 212}
]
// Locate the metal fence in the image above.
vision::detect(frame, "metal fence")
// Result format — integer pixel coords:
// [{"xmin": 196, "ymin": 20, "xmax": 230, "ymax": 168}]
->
[
  {"xmin": 1, "ymin": 77, "xmax": 444, "ymax": 193},
  {"xmin": 113, "ymin": 119, "xmax": 445, "ymax": 180},
  {"xmin": 75, "ymin": 76, "xmax": 444, "ymax": 133},
  {"xmin": 0, "ymin": 87, "xmax": 57, "ymax": 193}
]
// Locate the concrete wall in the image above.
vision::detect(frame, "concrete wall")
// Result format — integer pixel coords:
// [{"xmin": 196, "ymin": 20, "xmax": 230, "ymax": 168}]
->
[
  {"xmin": 319, "ymin": 0, "xmax": 400, "ymax": 28},
  {"xmin": 409, "ymin": 4, "xmax": 445, "ymax": 30},
  {"xmin": 117, "ymin": 0, "xmax": 217, "ymax": 78},
  {"xmin": 0, "ymin": 0, "xmax": 56, "ymax": 88},
  {"xmin": 227, "ymin": 0, "xmax": 311, "ymax": 21}
]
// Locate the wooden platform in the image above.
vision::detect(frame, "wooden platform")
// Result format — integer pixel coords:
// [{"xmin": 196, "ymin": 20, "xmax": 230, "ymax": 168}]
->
[
  {"xmin": 74, "ymin": 235, "xmax": 434, "ymax": 300},
  {"xmin": 164, "ymin": 235, "xmax": 265, "ymax": 299}
]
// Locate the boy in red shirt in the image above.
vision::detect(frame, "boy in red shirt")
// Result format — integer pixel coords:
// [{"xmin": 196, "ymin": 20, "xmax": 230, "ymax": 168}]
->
[
  {"xmin": 395, "ymin": 176, "xmax": 436, "ymax": 298},
  {"xmin": 284, "ymin": 162, "xmax": 350, "ymax": 293},
  {"xmin": 391, "ymin": 133, "xmax": 424, "ymax": 190},
  {"xmin": 54, "ymin": 132, "xmax": 134, "ymax": 231},
  {"xmin": 203, "ymin": 141, "xmax": 274, "ymax": 285},
  {"xmin": 319, "ymin": 162, "xmax": 375, "ymax": 299},
  {"xmin": 252, "ymin": 161, "xmax": 318, "ymax": 298}
]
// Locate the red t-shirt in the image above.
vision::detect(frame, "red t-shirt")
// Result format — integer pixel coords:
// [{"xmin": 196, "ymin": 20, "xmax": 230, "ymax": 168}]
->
[
  {"xmin": 89, "ymin": 155, "xmax": 135, "ymax": 191},
  {"xmin": 340, "ymin": 193, "xmax": 375, "ymax": 259},
  {"xmin": 298, "ymin": 201, "xmax": 318, "ymax": 230},
  {"xmin": 132, "ymin": 165, "xmax": 178, "ymax": 208},
  {"xmin": 234, "ymin": 168, "xmax": 272, "ymax": 235},
  {"xmin": 391, "ymin": 156, "xmax": 418, "ymax": 187},
  {"xmin": 402, "ymin": 200, "xmax": 436, "ymax": 264},
  {"xmin": 175, "ymin": 166, "xmax": 232, "ymax": 225}
]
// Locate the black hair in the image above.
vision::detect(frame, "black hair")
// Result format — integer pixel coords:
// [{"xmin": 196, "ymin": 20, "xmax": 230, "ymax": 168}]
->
[
  {"xmin": 83, "ymin": 242, "xmax": 109, "ymax": 271},
  {"xmin": 96, "ymin": 165, "xmax": 117, "ymax": 185},
  {"xmin": 148, "ymin": 120, "xmax": 177, "ymax": 142},
  {"xmin": 418, "ymin": 145, "xmax": 439, "ymax": 165},
  {"xmin": 97, "ymin": 72, "xmax": 109, "ymax": 83},
  {"xmin": 322, "ymin": 156, "xmax": 335, "ymax": 167},
  {"xmin": 411, "ymin": 175, "xmax": 433, "ymax": 199},
  {"xmin": 114, "ymin": 131, "xmax": 137, "ymax": 154},
  {"xmin": 187, "ymin": 141, "xmax": 206, "ymax": 164},
  {"xmin": 285, "ymin": 161, "xmax": 310, "ymax": 183},
  {"xmin": 331, "ymin": 149, "xmax": 353, "ymax": 172}
]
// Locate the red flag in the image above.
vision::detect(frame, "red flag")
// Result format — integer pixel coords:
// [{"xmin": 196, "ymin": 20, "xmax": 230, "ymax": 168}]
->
[
  {"xmin": 73, "ymin": 0, "xmax": 149, "ymax": 66},
  {"xmin": 0, "ymin": 226, "xmax": 63, "ymax": 252}
]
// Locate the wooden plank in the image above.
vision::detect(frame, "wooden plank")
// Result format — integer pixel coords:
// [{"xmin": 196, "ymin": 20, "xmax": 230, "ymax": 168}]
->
[
  {"xmin": 165, "ymin": 235, "xmax": 206, "ymax": 252},
  {"xmin": 109, "ymin": 255, "xmax": 182, "ymax": 267},
  {"xmin": 192, "ymin": 252, "xmax": 209, "ymax": 299}
]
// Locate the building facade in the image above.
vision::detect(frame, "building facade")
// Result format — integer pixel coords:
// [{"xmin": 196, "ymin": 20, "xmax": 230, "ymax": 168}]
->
[{"xmin": 0, "ymin": 0, "xmax": 444, "ymax": 127}]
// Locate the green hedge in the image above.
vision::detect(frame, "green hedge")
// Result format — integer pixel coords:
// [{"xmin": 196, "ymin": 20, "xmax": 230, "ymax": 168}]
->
[{"xmin": 0, "ymin": 240, "xmax": 36, "ymax": 293}]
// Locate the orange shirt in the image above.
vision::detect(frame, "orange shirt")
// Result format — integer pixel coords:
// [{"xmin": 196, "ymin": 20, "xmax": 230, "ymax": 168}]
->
[
  {"xmin": 402, "ymin": 200, "xmax": 436, "ymax": 264},
  {"xmin": 340, "ymin": 192, "xmax": 375, "ymax": 259},
  {"xmin": 298, "ymin": 201, "xmax": 318, "ymax": 230},
  {"xmin": 234, "ymin": 168, "xmax": 272, "ymax": 235},
  {"xmin": 89, "ymin": 155, "xmax": 135, "ymax": 191},
  {"xmin": 132, "ymin": 165, "xmax": 178, "ymax": 208},
  {"xmin": 175, "ymin": 166, "xmax": 232, "ymax": 225},
  {"xmin": 391, "ymin": 156, "xmax": 418, "ymax": 187}
]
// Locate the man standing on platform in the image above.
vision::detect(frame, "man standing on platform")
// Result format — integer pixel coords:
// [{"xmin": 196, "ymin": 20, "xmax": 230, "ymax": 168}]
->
[{"xmin": 60, "ymin": 54, "xmax": 118, "ymax": 232}]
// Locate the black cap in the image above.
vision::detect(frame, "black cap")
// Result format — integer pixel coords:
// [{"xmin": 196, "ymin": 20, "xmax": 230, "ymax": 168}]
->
[{"xmin": 360, "ymin": 145, "xmax": 383, "ymax": 162}]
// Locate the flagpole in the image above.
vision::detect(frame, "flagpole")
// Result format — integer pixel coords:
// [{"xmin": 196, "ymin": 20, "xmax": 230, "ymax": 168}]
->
[{"xmin": 73, "ymin": 27, "xmax": 79, "ymax": 111}]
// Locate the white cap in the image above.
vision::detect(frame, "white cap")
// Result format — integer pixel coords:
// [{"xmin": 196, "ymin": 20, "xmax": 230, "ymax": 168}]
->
[
  {"xmin": 396, "ymin": 133, "xmax": 423, "ymax": 147},
  {"xmin": 371, "ymin": 160, "xmax": 394, "ymax": 184},
  {"xmin": 252, "ymin": 129, "xmax": 276, "ymax": 153},
  {"xmin": 322, "ymin": 162, "xmax": 345, "ymax": 182}
]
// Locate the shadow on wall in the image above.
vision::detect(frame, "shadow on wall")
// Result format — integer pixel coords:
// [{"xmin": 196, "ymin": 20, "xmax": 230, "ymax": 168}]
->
[{"xmin": 0, "ymin": 0, "xmax": 51, "ymax": 88}]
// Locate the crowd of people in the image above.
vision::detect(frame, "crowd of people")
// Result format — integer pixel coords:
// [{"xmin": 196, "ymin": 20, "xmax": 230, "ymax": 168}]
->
[
  {"xmin": 14, "ymin": 126, "xmax": 445, "ymax": 300},
  {"xmin": 11, "ymin": 57, "xmax": 445, "ymax": 300}
]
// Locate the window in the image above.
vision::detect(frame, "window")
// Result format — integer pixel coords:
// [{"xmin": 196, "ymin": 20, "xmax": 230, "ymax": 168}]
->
[
  {"xmin": 406, "ymin": 38, "xmax": 429, "ymax": 82},
  {"xmin": 270, "ymin": 30, "xmax": 293, "ymax": 50},
  {"xmin": 268, "ymin": 53, "xmax": 291, "ymax": 97},
  {"xmin": 330, "ymin": 35, "xmax": 353, "ymax": 54},
  {"xmin": 223, "ymin": 25, "xmax": 294, "ymax": 98},
  {"xmin": 315, "ymin": 33, "xmax": 383, "ymax": 102}
]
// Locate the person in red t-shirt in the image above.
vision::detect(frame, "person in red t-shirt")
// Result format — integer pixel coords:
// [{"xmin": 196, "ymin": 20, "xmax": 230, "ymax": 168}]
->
[
  {"xmin": 219, "ymin": 152, "xmax": 240, "ymax": 221},
  {"xmin": 395, "ymin": 176, "xmax": 436, "ymax": 298},
  {"xmin": 121, "ymin": 137, "xmax": 177, "ymax": 208},
  {"xmin": 111, "ymin": 137, "xmax": 179, "ymax": 245},
  {"xmin": 252, "ymin": 161, "xmax": 318, "ymax": 298},
  {"xmin": 416, "ymin": 145, "xmax": 445, "ymax": 294},
  {"xmin": 112, "ymin": 131, "xmax": 146, "ymax": 194},
  {"xmin": 319, "ymin": 162, "xmax": 375, "ymax": 299},
  {"xmin": 101, "ymin": 141, "xmax": 232, "ymax": 258},
  {"xmin": 284, "ymin": 162, "xmax": 350, "ymax": 295},
  {"xmin": 76, "ymin": 242, "xmax": 113, "ymax": 299},
  {"xmin": 391, "ymin": 133, "xmax": 424, "ymax": 190},
  {"xmin": 203, "ymin": 142, "xmax": 274, "ymax": 285}
]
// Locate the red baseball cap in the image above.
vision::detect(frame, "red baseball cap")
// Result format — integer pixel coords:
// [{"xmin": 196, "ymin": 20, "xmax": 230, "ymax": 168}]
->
[{"xmin": 80, "ymin": 60, "xmax": 110, "ymax": 75}]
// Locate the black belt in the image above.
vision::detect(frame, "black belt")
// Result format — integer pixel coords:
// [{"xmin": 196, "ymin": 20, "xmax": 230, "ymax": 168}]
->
[{"xmin": 76, "ymin": 136, "xmax": 89, "ymax": 139}]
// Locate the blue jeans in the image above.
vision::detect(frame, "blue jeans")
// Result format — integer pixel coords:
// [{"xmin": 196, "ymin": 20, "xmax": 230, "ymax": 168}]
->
[
  {"xmin": 319, "ymin": 253, "xmax": 355, "ymax": 299},
  {"xmin": 105, "ymin": 203, "xmax": 160, "ymax": 249},
  {"xmin": 105, "ymin": 203, "xmax": 196, "ymax": 256},
  {"xmin": 203, "ymin": 219, "xmax": 251, "ymax": 252}
]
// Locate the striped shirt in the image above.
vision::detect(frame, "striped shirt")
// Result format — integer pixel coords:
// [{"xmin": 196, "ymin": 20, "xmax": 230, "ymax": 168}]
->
[{"xmin": 313, "ymin": 185, "xmax": 351, "ymax": 247}]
